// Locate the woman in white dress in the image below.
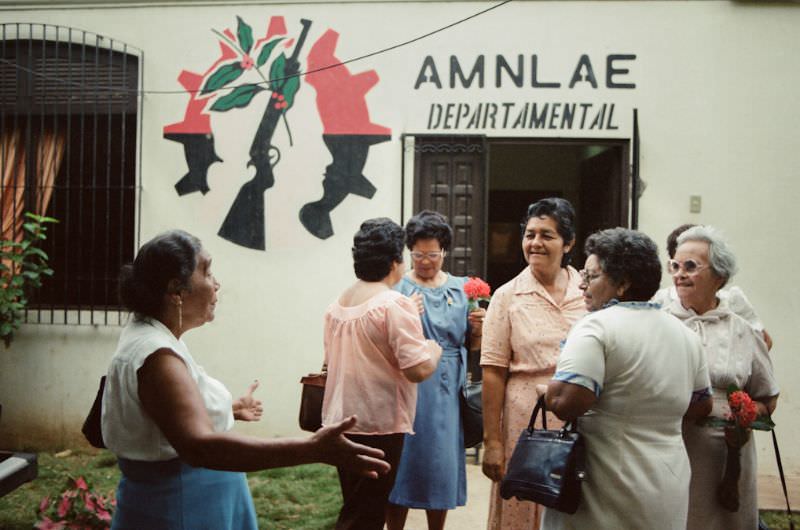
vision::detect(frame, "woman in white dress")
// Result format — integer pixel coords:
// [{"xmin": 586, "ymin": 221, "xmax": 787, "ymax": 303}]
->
[
  {"xmin": 652, "ymin": 223, "xmax": 772, "ymax": 349},
  {"xmin": 539, "ymin": 228, "xmax": 712, "ymax": 530},
  {"xmin": 665, "ymin": 225, "xmax": 779, "ymax": 530}
]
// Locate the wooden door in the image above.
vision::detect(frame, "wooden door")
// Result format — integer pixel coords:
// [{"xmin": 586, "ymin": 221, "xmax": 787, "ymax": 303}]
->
[{"xmin": 413, "ymin": 136, "xmax": 487, "ymax": 278}]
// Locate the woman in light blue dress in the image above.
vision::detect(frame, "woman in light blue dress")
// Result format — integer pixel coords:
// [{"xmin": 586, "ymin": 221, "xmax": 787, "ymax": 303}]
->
[{"xmin": 386, "ymin": 211, "xmax": 485, "ymax": 530}]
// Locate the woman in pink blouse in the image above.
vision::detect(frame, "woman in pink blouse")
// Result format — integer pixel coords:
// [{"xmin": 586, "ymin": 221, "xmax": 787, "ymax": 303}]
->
[
  {"xmin": 480, "ymin": 198, "xmax": 586, "ymax": 530},
  {"xmin": 322, "ymin": 218, "xmax": 443, "ymax": 530}
]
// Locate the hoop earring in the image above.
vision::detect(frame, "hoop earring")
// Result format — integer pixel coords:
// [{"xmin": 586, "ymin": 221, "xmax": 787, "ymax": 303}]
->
[{"xmin": 177, "ymin": 298, "xmax": 183, "ymax": 332}]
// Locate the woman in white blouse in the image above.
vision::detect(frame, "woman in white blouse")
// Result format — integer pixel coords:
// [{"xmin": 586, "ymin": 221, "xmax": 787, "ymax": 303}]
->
[
  {"xmin": 665, "ymin": 225, "xmax": 779, "ymax": 530},
  {"xmin": 539, "ymin": 228, "xmax": 712, "ymax": 529},
  {"xmin": 101, "ymin": 230, "xmax": 389, "ymax": 529}
]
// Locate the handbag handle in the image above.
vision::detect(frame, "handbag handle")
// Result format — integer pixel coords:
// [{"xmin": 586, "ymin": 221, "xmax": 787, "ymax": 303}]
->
[
  {"xmin": 771, "ymin": 429, "xmax": 795, "ymax": 530},
  {"xmin": 526, "ymin": 395, "xmax": 578, "ymax": 435}
]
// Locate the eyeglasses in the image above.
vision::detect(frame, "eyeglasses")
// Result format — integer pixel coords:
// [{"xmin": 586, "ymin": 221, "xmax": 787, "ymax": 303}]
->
[
  {"xmin": 667, "ymin": 259, "xmax": 708, "ymax": 275},
  {"xmin": 579, "ymin": 270, "xmax": 602, "ymax": 284},
  {"xmin": 410, "ymin": 251, "xmax": 444, "ymax": 261}
]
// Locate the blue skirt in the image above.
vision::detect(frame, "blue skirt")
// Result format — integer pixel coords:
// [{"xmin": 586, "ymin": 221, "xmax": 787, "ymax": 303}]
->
[
  {"xmin": 111, "ymin": 458, "xmax": 258, "ymax": 530},
  {"xmin": 389, "ymin": 350, "xmax": 466, "ymax": 510}
]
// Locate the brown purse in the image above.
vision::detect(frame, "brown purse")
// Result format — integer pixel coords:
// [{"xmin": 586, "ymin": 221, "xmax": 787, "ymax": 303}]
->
[{"xmin": 298, "ymin": 372, "xmax": 326, "ymax": 432}]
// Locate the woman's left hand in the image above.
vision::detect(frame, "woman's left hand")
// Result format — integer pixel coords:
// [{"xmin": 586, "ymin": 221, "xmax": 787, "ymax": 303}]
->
[
  {"xmin": 233, "ymin": 380, "xmax": 263, "ymax": 422},
  {"xmin": 724, "ymin": 425, "xmax": 751, "ymax": 448},
  {"xmin": 468, "ymin": 307, "xmax": 486, "ymax": 336}
]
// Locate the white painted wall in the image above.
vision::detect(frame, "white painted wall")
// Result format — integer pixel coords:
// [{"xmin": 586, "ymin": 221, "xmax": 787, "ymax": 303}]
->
[{"xmin": 0, "ymin": 0, "xmax": 797, "ymax": 499}]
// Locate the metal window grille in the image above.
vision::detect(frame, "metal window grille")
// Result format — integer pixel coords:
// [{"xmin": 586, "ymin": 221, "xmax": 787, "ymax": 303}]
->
[{"xmin": 0, "ymin": 23, "xmax": 142, "ymax": 326}]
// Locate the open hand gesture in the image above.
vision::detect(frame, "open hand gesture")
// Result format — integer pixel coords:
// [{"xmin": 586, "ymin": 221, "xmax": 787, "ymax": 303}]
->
[
  {"xmin": 233, "ymin": 380, "xmax": 263, "ymax": 422},
  {"xmin": 311, "ymin": 416, "xmax": 391, "ymax": 479}
]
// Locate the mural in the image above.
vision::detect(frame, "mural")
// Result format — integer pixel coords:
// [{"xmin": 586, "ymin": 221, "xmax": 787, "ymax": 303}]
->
[{"xmin": 164, "ymin": 16, "xmax": 391, "ymax": 250}]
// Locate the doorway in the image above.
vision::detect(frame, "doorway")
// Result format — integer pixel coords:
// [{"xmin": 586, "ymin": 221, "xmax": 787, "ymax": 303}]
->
[
  {"xmin": 411, "ymin": 136, "xmax": 630, "ymax": 291},
  {"xmin": 486, "ymin": 139, "xmax": 629, "ymax": 289}
]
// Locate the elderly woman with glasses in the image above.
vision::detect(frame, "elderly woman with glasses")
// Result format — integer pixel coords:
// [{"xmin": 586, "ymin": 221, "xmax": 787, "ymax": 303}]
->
[
  {"xmin": 480, "ymin": 198, "xmax": 586, "ymax": 530},
  {"xmin": 665, "ymin": 225, "xmax": 779, "ymax": 530},
  {"xmin": 538, "ymin": 228, "xmax": 712, "ymax": 529},
  {"xmin": 386, "ymin": 210, "xmax": 485, "ymax": 530},
  {"xmin": 652, "ymin": 223, "xmax": 773, "ymax": 350}
]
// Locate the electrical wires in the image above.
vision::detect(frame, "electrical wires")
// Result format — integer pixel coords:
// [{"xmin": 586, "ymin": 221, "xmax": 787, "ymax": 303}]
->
[{"xmin": 0, "ymin": 0, "xmax": 513, "ymax": 96}]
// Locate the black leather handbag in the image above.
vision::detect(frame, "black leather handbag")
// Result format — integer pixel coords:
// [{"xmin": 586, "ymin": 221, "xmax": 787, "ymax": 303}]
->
[
  {"xmin": 298, "ymin": 372, "xmax": 326, "ymax": 432},
  {"xmin": 82, "ymin": 376, "xmax": 106, "ymax": 449},
  {"xmin": 500, "ymin": 396, "xmax": 586, "ymax": 514},
  {"xmin": 460, "ymin": 379, "xmax": 483, "ymax": 448}
]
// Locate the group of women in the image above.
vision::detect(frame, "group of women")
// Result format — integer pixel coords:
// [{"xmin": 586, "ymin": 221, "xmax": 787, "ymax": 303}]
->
[{"xmin": 98, "ymin": 196, "xmax": 778, "ymax": 530}]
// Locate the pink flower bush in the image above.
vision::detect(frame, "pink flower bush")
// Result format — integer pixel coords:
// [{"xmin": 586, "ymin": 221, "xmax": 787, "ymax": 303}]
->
[{"xmin": 35, "ymin": 476, "xmax": 115, "ymax": 530}]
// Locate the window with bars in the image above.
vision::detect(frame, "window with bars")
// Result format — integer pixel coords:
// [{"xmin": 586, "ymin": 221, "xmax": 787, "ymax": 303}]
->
[{"xmin": 0, "ymin": 24, "xmax": 141, "ymax": 325}]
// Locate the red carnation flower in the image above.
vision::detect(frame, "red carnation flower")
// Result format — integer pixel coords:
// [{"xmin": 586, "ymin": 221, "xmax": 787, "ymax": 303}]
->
[
  {"xmin": 728, "ymin": 391, "xmax": 758, "ymax": 429},
  {"xmin": 463, "ymin": 277, "xmax": 491, "ymax": 311}
]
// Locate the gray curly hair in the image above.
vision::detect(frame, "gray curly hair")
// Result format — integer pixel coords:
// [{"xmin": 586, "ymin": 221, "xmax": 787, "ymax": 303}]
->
[{"xmin": 676, "ymin": 225, "xmax": 738, "ymax": 287}]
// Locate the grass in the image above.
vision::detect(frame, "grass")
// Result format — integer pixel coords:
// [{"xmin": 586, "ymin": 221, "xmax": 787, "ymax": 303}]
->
[
  {"xmin": 0, "ymin": 451, "xmax": 795, "ymax": 529},
  {"xmin": 0, "ymin": 450, "xmax": 342, "ymax": 530}
]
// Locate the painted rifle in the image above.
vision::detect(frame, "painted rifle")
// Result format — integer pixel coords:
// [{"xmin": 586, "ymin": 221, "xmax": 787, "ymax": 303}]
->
[{"xmin": 218, "ymin": 19, "xmax": 312, "ymax": 250}]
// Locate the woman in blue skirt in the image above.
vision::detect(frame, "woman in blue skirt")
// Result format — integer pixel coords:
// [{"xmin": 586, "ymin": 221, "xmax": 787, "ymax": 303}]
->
[
  {"xmin": 102, "ymin": 230, "xmax": 389, "ymax": 529},
  {"xmin": 386, "ymin": 212, "xmax": 485, "ymax": 530}
]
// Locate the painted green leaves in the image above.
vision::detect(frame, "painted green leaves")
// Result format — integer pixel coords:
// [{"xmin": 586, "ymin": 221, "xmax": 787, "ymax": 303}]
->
[
  {"xmin": 210, "ymin": 83, "xmax": 265, "ymax": 112},
  {"xmin": 237, "ymin": 16, "xmax": 254, "ymax": 55},
  {"xmin": 202, "ymin": 16, "xmax": 290, "ymax": 111},
  {"xmin": 202, "ymin": 62, "xmax": 245, "ymax": 95},
  {"xmin": 269, "ymin": 53, "xmax": 300, "ymax": 110},
  {"xmin": 257, "ymin": 38, "xmax": 283, "ymax": 68}
]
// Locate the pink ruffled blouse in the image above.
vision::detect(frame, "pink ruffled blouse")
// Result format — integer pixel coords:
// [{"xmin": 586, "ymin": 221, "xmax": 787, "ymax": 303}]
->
[{"xmin": 322, "ymin": 289, "xmax": 441, "ymax": 435}]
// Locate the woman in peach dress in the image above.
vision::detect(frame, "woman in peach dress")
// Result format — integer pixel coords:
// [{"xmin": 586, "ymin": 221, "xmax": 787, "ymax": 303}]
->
[{"xmin": 480, "ymin": 198, "xmax": 586, "ymax": 530}]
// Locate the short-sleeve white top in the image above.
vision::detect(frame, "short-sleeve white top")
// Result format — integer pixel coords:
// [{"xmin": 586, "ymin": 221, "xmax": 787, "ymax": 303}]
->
[
  {"xmin": 101, "ymin": 317, "xmax": 234, "ymax": 461},
  {"xmin": 543, "ymin": 303, "xmax": 710, "ymax": 530}
]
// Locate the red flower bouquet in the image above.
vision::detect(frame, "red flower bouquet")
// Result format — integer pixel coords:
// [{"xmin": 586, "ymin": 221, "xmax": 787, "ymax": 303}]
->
[
  {"xmin": 36, "ymin": 476, "xmax": 115, "ymax": 530},
  {"xmin": 463, "ymin": 277, "xmax": 491, "ymax": 311},
  {"xmin": 704, "ymin": 386, "xmax": 774, "ymax": 512}
]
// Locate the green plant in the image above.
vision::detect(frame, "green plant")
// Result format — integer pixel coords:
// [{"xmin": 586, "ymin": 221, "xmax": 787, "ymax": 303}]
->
[{"xmin": 0, "ymin": 212, "xmax": 57, "ymax": 347}]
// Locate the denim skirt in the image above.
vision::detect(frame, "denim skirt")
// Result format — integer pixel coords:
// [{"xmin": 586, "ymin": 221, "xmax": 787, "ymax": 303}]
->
[{"xmin": 111, "ymin": 458, "xmax": 258, "ymax": 530}]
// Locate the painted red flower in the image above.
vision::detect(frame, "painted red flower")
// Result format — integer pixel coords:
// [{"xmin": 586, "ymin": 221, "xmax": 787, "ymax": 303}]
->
[{"xmin": 240, "ymin": 55, "xmax": 254, "ymax": 70}]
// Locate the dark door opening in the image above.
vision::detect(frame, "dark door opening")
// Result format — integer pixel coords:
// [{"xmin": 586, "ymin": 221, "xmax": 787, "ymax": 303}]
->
[{"xmin": 486, "ymin": 139, "xmax": 629, "ymax": 290}]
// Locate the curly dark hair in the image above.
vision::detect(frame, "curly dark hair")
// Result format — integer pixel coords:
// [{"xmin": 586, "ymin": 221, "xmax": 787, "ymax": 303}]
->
[
  {"xmin": 119, "ymin": 230, "xmax": 202, "ymax": 318},
  {"xmin": 352, "ymin": 218, "xmax": 405, "ymax": 281},
  {"xmin": 405, "ymin": 210, "xmax": 453, "ymax": 251},
  {"xmin": 666, "ymin": 223, "xmax": 696, "ymax": 259},
  {"xmin": 522, "ymin": 197, "xmax": 577, "ymax": 268},
  {"xmin": 584, "ymin": 228, "xmax": 661, "ymax": 302}
]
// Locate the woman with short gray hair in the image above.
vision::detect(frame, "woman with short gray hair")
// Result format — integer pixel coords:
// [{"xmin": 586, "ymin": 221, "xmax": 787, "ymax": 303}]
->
[
  {"xmin": 665, "ymin": 226, "xmax": 779, "ymax": 530},
  {"xmin": 676, "ymin": 225, "xmax": 738, "ymax": 287}
]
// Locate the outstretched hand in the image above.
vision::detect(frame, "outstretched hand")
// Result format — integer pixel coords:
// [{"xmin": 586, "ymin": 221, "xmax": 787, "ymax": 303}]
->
[
  {"xmin": 233, "ymin": 380, "xmax": 263, "ymax": 422},
  {"xmin": 311, "ymin": 416, "xmax": 390, "ymax": 479}
]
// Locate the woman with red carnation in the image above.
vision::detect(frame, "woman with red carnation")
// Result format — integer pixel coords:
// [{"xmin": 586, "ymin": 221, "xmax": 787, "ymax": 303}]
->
[
  {"xmin": 480, "ymin": 198, "xmax": 586, "ymax": 530},
  {"xmin": 386, "ymin": 210, "xmax": 486, "ymax": 530},
  {"xmin": 665, "ymin": 225, "xmax": 780, "ymax": 529}
]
